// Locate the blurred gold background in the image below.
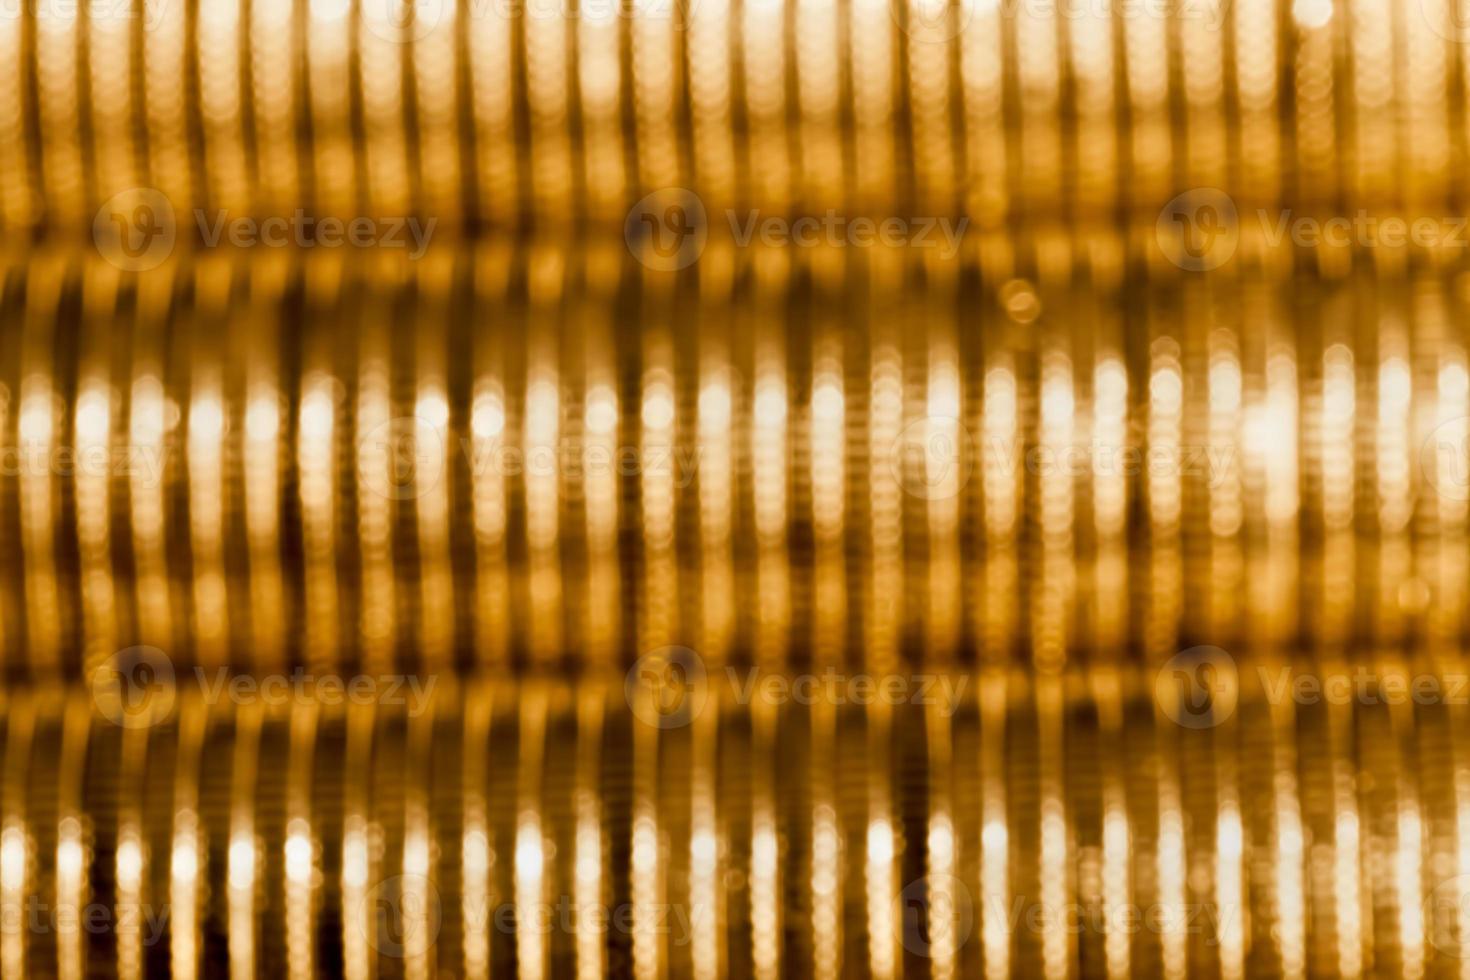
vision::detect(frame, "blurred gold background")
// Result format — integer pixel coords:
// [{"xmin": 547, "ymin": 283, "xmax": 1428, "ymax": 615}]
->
[
  {"xmin": 5, "ymin": 0, "xmax": 1470, "ymax": 976},
  {"xmin": 2, "ymin": 0, "xmax": 1470, "ymax": 226},
  {"xmin": 5, "ymin": 236, "xmax": 1470, "ymax": 676}
]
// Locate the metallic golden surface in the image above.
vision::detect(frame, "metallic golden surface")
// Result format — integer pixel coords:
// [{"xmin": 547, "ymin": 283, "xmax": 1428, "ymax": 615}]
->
[
  {"xmin": 1, "ymin": 239, "xmax": 1469, "ymax": 674},
  {"xmin": 7, "ymin": 2, "xmax": 1470, "ymax": 974},
  {"xmin": 2, "ymin": 0, "xmax": 1469, "ymax": 226},
  {"xmin": 0, "ymin": 668, "xmax": 1464, "ymax": 978}
]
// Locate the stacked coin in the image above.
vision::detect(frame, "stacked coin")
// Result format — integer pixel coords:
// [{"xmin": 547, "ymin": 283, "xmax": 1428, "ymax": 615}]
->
[
  {"xmin": 3, "ymin": 236, "xmax": 1470, "ymax": 676},
  {"xmin": 5, "ymin": 3, "xmax": 1470, "ymax": 974},
  {"xmin": 4, "ymin": 662, "xmax": 1470, "ymax": 980},
  {"xmin": 1, "ymin": 0, "xmax": 1467, "ymax": 228}
]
